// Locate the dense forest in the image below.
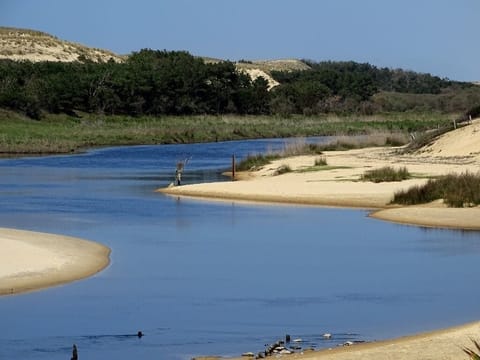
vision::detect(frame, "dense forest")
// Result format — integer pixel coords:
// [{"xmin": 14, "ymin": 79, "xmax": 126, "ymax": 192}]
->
[{"xmin": 1, "ymin": 49, "xmax": 479, "ymax": 119}]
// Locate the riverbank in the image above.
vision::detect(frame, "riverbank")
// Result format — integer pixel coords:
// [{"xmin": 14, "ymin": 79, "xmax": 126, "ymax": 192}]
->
[
  {"xmin": 204, "ymin": 321, "xmax": 480, "ymax": 360},
  {"xmin": 158, "ymin": 145, "xmax": 480, "ymax": 230},
  {"xmin": 0, "ymin": 227, "xmax": 110, "ymax": 296}
]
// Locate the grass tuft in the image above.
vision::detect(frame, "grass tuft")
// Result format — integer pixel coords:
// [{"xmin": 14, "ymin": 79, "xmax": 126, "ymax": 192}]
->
[
  {"xmin": 361, "ymin": 166, "xmax": 410, "ymax": 183},
  {"xmin": 463, "ymin": 338, "xmax": 480, "ymax": 360},
  {"xmin": 314, "ymin": 156, "xmax": 328, "ymax": 166},
  {"xmin": 392, "ymin": 172, "xmax": 480, "ymax": 207},
  {"xmin": 274, "ymin": 164, "xmax": 292, "ymax": 175}
]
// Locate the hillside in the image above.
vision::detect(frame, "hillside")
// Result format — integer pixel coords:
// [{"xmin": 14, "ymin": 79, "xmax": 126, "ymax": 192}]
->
[
  {"xmin": 236, "ymin": 59, "xmax": 311, "ymax": 90},
  {"xmin": 0, "ymin": 27, "xmax": 123, "ymax": 63},
  {"xmin": 0, "ymin": 27, "xmax": 307, "ymax": 88}
]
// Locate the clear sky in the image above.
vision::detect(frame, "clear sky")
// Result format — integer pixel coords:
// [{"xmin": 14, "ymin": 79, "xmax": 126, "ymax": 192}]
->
[{"xmin": 1, "ymin": 0, "xmax": 479, "ymax": 81}]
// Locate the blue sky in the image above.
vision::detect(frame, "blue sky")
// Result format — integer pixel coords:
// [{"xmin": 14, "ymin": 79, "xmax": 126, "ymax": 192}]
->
[{"xmin": 1, "ymin": 0, "xmax": 479, "ymax": 81}]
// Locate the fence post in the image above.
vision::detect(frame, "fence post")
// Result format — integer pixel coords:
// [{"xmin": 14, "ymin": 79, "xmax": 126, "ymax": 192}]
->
[{"xmin": 232, "ymin": 154, "xmax": 236, "ymax": 180}]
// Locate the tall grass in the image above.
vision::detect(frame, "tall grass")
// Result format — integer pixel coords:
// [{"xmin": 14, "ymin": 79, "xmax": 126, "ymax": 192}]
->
[
  {"xmin": 318, "ymin": 131, "xmax": 409, "ymax": 151},
  {"xmin": 392, "ymin": 172, "xmax": 480, "ymax": 207},
  {"xmin": 236, "ymin": 138, "xmax": 324, "ymax": 171},
  {"xmin": 361, "ymin": 166, "xmax": 410, "ymax": 183},
  {"xmin": 236, "ymin": 154, "xmax": 281, "ymax": 171},
  {"xmin": 0, "ymin": 110, "xmax": 450, "ymax": 154}
]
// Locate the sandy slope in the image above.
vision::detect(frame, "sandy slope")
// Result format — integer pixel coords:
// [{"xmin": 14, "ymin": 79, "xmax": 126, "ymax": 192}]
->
[{"xmin": 0, "ymin": 228, "xmax": 110, "ymax": 296}]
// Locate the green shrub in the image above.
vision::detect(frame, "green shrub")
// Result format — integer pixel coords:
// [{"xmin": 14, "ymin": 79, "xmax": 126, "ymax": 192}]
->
[{"xmin": 361, "ymin": 166, "xmax": 410, "ymax": 183}]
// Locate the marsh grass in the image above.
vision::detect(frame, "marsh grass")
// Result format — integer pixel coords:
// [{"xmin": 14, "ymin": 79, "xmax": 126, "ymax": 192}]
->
[
  {"xmin": 0, "ymin": 111, "xmax": 449, "ymax": 155},
  {"xmin": 235, "ymin": 154, "xmax": 281, "ymax": 171},
  {"xmin": 392, "ymin": 172, "xmax": 480, "ymax": 207},
  {"xmin": 319, "ymin": 131, "xmax": 410, "ymax": 151},
  {"xmin": 361, "ymin": 166, "xmax": 410, "ymax": 183},
  {"xmin": 237, "ymin": 138, "xmax": 325, "ymax": 171}
]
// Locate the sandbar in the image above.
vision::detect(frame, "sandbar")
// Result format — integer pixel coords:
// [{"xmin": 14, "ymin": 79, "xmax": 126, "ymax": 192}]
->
[
  {"xmin": 158, "ymin": 145, "xmax": 480, "ymax": 230},
  {"xmin": 0, "ymin": 227, "xmax": 110, "ymax": 296}
]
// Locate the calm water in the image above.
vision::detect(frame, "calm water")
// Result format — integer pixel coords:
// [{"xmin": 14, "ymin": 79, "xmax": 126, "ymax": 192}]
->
[{"xmin": 0, "ymin": 138, "xmax": 479, "ymax": 360}]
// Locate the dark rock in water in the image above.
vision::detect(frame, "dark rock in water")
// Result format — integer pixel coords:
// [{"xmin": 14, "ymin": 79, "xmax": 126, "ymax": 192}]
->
[
  {"xmin": 137, "ymin": 331, "xmax": 143, "ymax": 338},
  {"xmin": 71, "ymin": 344, "xmax": 78, "ymax": 360}
]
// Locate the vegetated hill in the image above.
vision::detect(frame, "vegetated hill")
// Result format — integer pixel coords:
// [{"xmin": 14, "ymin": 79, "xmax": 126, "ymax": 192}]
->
[
  {"xmin": 0, "ymin": 27, "xmax": 306, "ymax": 89},
  {"xmin": 236, "ymin": 59, "xmax": 311, "ymax": 90},
  {"xmin": 0, "ymin": 27, "xmax": 123, "ymax": 63},
  {"xmin": 202, "ymin": 57, "xmax": 311, "ymax": 90}
]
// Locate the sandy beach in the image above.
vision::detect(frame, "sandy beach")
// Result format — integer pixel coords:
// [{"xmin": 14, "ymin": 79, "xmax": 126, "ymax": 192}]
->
[
  {"xmin": 161, "ymin": 120, "xmax": 480, "ymax": 359},
  {"xmin": 0, "ymin": 227, "xmax": 110, "ymax": 296},
  {"xmin": 200, "ymin": 321, "xmax": 480, "ymax": 360},
  {"xmin": 159, "ymin": 148, "xmax": 480, "ymax": 230}
]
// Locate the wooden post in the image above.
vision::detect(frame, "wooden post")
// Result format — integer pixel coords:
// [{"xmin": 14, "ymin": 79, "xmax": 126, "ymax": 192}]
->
[{"xmin": 232, "ymin": 154, "xmax": 236, "ymax": 180}]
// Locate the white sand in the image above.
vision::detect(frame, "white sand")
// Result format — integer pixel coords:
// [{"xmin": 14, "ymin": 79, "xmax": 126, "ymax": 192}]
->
[{"xmin": 0, "ymin": 227, "xmax": 110, "ymax": 296}]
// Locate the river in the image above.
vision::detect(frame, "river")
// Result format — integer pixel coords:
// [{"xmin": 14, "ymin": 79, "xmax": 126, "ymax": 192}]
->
[{"xmin": 0, "ymin": 138, "xmax": 479, "ymax": 359}]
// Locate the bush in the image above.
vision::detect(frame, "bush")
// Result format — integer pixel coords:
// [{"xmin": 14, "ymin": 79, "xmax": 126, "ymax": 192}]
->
[
  {"xmin": 361, "ymin": 166, "xmax": 410, "ymax": 183},
  {"xmin": 392, "ymin": 172, "xmax": 480, "ymax": 207}
]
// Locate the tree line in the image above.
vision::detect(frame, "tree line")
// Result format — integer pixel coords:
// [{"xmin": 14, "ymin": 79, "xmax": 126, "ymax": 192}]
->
[{"xmin": 0, "ymin": 49, "xmax": 478, "ymax": 119}]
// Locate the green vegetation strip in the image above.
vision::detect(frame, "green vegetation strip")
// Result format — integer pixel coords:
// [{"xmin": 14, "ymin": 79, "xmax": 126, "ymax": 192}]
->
[
  {"xmin": 0, "ymin": 110, "xmax": 451, "ymax": 154},
  {"xmin": 392, "ymin": 172, "xmax": 480, "ymax": 207}
]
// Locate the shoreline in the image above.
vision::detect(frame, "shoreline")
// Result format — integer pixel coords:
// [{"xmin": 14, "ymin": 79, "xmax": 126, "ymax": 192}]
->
[
  {"xmin": 158, "ymin": 137, "xmax": 480, "ymax": 359},
  {"xmin": 158, "ymin": 148, "xmax": 480, "ymax": 231},
  {"xmin": 0, "ymin": 227, "xmax": 110, "ymax": 296},
  {"xmin": 203, "ymin": 320, "xmax": 480, "ymax": 360}
]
